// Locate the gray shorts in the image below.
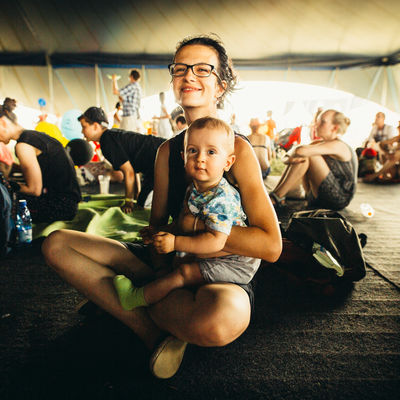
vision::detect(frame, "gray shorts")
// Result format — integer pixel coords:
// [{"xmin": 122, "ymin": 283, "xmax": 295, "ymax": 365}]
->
[
  {"xmin": 198, "ymin": 254, "xmax": 261, "ymax": 285},
  {"xmin": 123, "ymin": 242, "xmax": 256, "ymax": 310}
]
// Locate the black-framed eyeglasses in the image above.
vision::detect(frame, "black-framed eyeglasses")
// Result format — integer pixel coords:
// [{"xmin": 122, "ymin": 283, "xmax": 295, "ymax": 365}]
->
[{"xmin": 168, "ymin": 63, "xmax": 222, "ymax": 81}]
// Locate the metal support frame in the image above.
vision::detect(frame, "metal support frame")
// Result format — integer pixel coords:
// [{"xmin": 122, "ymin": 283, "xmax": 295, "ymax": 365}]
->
[
  {"xmin": 54, "ymin": 70, "xmax": 78, "ymax": 109},
  {"xmin": 367, "ymin": 67, "xmax": 383, "ymax": 100},
  {"xmin": 387, "ymin": 66, "xmax": 400, "ymax": 113}
]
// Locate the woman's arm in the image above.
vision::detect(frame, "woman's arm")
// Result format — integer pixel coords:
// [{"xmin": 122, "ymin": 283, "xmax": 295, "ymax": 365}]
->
[
  {"xmin": 149, "ymin": 141, "xmax": 171, "ymax": 228},
  {"xmin": 294, "ymin": 140, "xmax": 351, "ymax": 161},
  {"xmin": 223, "ymin": 137, "xmax": 282, "ymax": 262},
  {"xmin": 15, "ymin": 142, "xmax": 43, "ymax": 196}
]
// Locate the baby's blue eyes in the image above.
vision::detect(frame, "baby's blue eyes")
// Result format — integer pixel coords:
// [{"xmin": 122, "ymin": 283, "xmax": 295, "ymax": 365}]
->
[{"xmin": 186, "ymin": 148, "xmax": 217, "ymax": 155}]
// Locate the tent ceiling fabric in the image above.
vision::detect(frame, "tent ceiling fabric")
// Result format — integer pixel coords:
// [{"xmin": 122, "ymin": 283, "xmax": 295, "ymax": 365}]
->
[{"xmin": 0, "ymin": 0, "xmax": 400, "ymax": 115}]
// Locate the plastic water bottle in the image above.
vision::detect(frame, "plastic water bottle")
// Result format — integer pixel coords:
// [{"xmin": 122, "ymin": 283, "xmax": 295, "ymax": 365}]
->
[
  {"xmin": 360, "ymin": 203, "xmax": 374, "ymax": 218},
  {"xmin": 16, "ymin": 200, "xmax": 32, "ymax": 246}
]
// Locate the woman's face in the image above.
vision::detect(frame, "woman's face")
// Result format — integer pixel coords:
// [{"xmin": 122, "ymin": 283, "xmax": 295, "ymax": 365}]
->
[
  {"xmin": 316, "ymin": 111, "xmax": 337, "ymax": 139},
  {"xmin": 172, "ymin": 44, "xmax": 225, "ymax": 114}
]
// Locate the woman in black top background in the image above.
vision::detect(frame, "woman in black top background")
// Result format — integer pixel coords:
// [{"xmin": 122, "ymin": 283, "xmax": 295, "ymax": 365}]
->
[{"xmin": 0, "ymin": 98, "xmax": 81, "ymax": 222}]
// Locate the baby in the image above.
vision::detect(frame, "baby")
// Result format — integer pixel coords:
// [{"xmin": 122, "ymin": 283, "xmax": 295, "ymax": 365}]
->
[{"xmin": 113, "ymin": 117, "xmax": 261, "ymax": 310}]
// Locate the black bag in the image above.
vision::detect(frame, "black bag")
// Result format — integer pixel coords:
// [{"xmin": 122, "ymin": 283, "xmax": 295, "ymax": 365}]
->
[
  {"xmin": 279, "ymin": 209, "xmax": 366, "ymax": 285},
  {"xmin": 0, "ymin": 172, "xmax": 17, "ymax": 257}
]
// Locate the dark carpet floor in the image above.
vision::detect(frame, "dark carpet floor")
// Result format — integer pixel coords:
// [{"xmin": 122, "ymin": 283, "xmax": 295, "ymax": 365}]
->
[{"xmin": 1, "ymin": 182, "xmax": 399, "ymax": 400}]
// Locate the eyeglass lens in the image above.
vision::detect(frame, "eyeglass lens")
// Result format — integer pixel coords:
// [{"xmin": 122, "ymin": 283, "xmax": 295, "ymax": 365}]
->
[{"xmin": 170, "ymin": 63, "xmax": 213, "ymax": 77}]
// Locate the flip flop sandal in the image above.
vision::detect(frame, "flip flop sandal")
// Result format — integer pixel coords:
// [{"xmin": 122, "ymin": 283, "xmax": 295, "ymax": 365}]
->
[{"xmin": 269, "ymin": 192, "xmax": 286, "ymax": 209}]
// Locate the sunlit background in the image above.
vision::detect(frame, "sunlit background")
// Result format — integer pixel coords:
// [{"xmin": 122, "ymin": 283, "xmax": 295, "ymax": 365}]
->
[{"xmin": 8, "ymin": 80, "xmax": 400, "ymax": 150}]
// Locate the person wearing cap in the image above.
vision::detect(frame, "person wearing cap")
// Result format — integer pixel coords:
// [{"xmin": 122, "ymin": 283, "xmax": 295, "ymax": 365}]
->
[
  {"xmin": 0, "ymin": 97, "xmax": 81, "ymax": 223},
  {"xmin": 112, "ymin": 70, "xmax": 143, "ymax": 132},
  {"xmin": 78, "ymin": 107, "xmax": 166, "ymax": 212}
]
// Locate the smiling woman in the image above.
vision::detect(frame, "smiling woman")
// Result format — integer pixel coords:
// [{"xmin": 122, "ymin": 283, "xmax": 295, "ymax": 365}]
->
[{"xmin": 42, "ymin": 34, "xmax": 281, "ymax": 380}]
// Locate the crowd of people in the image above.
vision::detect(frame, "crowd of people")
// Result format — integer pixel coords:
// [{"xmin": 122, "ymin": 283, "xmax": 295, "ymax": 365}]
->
[{"xmin": 1, "ymin": 33, "xmax": 399, "ymax": 381}]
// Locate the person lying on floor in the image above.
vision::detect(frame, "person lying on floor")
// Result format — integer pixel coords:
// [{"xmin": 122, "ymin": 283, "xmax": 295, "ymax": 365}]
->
[
  {"xmin": 0, "ymin": 98, "xmax": 81, "ymax": 223},
  {"xmin": 113, "ymin": 117, "xmax": 261, "ymax": 310},
  {"xmin": 78, "ymin": 107, "xmax": 166, "ymax": 212},
  {"xmin": 363, "ymin": 134, "xmax": 400, "ymax": 183},
  {"xmin": 269, "ymin": 109, "xmax": 357, "ymax": 211}
]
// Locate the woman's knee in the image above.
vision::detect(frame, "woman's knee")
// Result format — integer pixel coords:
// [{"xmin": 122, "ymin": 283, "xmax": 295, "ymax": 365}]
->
[
  {"xmin": 188, "ymin": 286, "xmax": 250, "ymax": 347},
  {"xmin": 41, "ymin": 229, "xmax": 69, "ymax": 265}
]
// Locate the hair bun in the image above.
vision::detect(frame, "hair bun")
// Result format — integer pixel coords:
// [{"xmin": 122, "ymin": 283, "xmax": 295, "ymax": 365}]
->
[{"xmin": 3, "ymin": 98, "xmax": 16, "ymax": 112}]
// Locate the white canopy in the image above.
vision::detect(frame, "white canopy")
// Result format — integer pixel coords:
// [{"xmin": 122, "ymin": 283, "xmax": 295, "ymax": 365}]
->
[{"xmin": 0, "ymin": 0, "xmax": 399, "ymax": 115}]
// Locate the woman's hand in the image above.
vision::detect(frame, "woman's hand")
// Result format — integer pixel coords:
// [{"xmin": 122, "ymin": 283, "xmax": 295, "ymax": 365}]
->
[
  {"xmin": 140, "ymin": 225, "xmax": 156, "ymax": 244},
  {"xmin": 284, "ymin": 154, "xmax": 307, "ymax": 164}
]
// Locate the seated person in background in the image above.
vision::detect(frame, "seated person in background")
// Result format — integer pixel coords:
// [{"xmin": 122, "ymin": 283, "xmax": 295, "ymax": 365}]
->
[
  {"xmin": 363, "ymin": 133, "xmax": 400, "ymax": 183},
  {"xmin": 363, "ymin": 112, "xmax": 396, "ymax": 161},
  {"xmin": 113, "ymin": 117, "xmax": 261, "ymax": 310},
  {"xmin": 264, "ymin": 110, "xmax": 277, "ymax": 159},
  {"xmin": 247, "ymin": 118, "xmax": 271, "ymax": 179},
  {"xmin": 357, "ymin": 147, "xmax": 379, "ymax": 178},
  {"xmin": 0, "ymin": 98, "xmax": 81, "ymax": 223},
  {"xmin": 269, "ymin": 109, "xmax": 357, "ymax": 211},
  {"xmin": 78, "ymin": 107, "xmax": 166, "ymax": 212},
  {"xmin": 153, "ymin": 92, "xmax": 173, "ymax": 139},
  {"xmin": 230, "ymin": 113, "xmax": 241, "ymax": 134},
  {"xmin": 112, "ymin": 102, "xmax": 122, "ymax": 128}
]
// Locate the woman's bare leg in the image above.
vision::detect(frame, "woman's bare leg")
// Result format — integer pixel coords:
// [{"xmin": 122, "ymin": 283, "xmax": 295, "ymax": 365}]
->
[
  {"xmin": 42, "ymin": 229, "xmax": 251, "ymax": 348},
  {"xmin": 303, "ymin": 155, "xmax": 331, "ymax": 197},
  {"xmin": 273, "ymin": 159, "xmax": 310, "ymax": 198},
  {"xmin": 42, "ymin": 229, "xmax": 163, "ymax": 349},
  {"xmin": 148, "ymin": 283, "xmax": 251, "ymax": 347},
  {"xmin": 273, "ymin": 155, "xmax": 331, "ymax": 199}
]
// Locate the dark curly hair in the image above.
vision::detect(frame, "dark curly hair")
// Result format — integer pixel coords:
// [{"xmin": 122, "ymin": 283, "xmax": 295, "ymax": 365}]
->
[
  {"xmin": 0, "ymin": 97, "xmax": 17, "ymax": 123},
  {"xmin": 173, "ymin": 34, "xmax": 237, "ymax": 109}
]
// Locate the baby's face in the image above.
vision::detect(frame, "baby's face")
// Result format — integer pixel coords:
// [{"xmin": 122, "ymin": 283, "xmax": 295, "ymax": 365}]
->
[{"xmin": 184, "ymin": 127, "xmax": 234, "ymax": 187}]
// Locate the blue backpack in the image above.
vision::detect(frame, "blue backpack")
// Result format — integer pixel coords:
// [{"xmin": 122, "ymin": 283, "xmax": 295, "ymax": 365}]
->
[{"xmin": 0, "ymin": 172, "xmax": 17, "ymax": 257}]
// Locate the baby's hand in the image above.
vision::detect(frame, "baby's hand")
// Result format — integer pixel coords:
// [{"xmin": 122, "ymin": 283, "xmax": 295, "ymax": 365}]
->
[{"xmin": 153, "ymin": 232, "xmax": 175, "ymax": 254}]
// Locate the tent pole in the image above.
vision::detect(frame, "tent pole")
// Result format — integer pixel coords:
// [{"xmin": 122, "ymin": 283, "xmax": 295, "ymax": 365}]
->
[
  {"xmin": 367, "ymin": 67, "xmax": 383, "ymax": 100},
  {"xmin": 97, "ymin": 67, "xmax": 109, "ymax": 114},
  {"xmin": 0, "ymin": 67, "xmax": 3, "ymax": 97},
  {"xmin": 387, "ymin": 66, "xmax": 400, "ymax": 113},
  {"xmin": 283, "ymin": 67, "xmax": 290, "ymax": 82},
  {"xmin": 141, "ymin": 65, "xmax": 146, "ymax": 96},
  {"xmin": 54, "ymin": 70, "xmax": 78, "ymax": 109},
  {"xmin": 381, "ymin": 67, "xmax": 388, "ymax": 107},
  {"xmin": 328, "ymin": 68, "xmax": 336, "ymax": 88},
  {"xmin": 46, "ymin": 55, "xmax": 54, "ymax": 114},
  {"xmin": 95, "ymin": 64, "xmax": 100, "ymax": 107}
]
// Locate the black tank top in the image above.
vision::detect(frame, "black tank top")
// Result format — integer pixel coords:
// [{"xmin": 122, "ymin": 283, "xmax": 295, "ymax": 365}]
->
[{"xmin": 168, "ymin": 131, "xmax": 187, "ymax": 220}]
